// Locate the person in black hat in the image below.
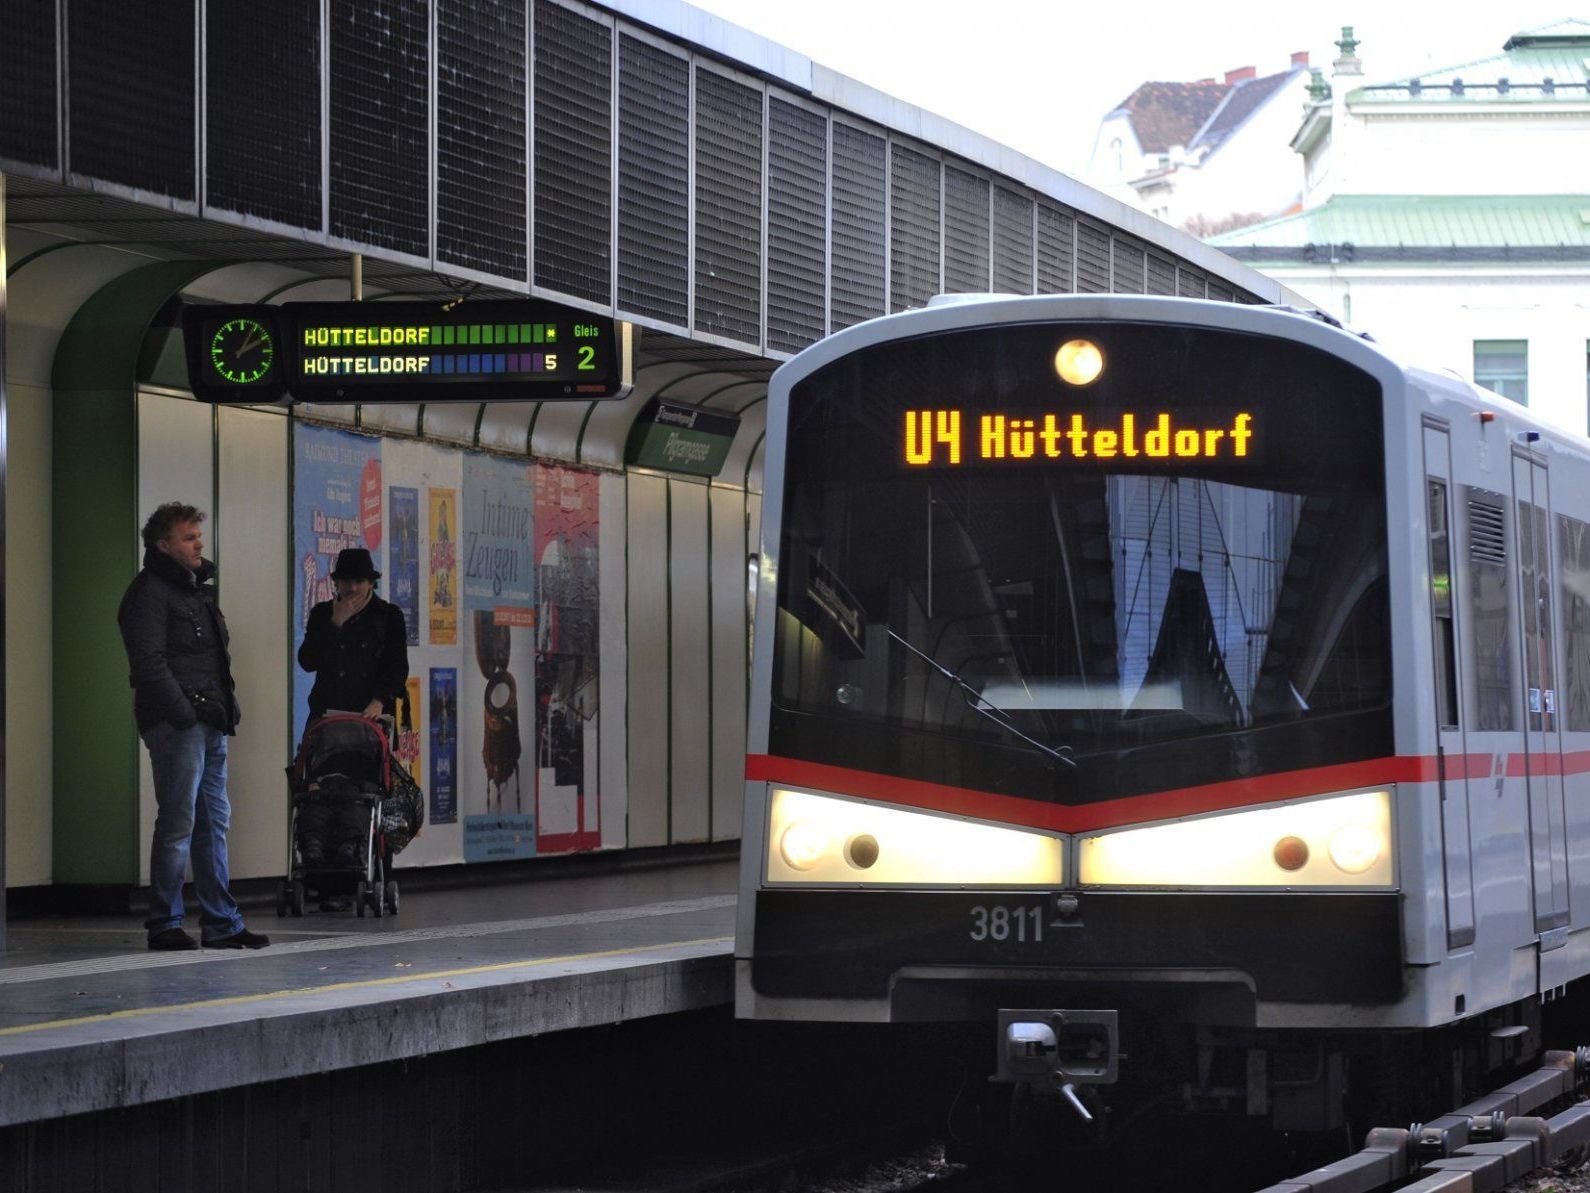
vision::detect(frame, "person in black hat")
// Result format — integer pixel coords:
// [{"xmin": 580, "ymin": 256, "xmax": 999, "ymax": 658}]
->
[
  {"xmin": 298, "ymin": 548, "xmax": 410, "ymax": 721},
  {"xmin": 296, "ymin": 549, "xmax": 411, "ymax": 893}
]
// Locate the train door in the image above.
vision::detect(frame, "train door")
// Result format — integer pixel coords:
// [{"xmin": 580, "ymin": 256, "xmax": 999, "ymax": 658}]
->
[
  {"xmin": 1512, "ymin": 450, "xmax": 1570, "ymax": 933},
  {"xmin": 1423, "ymin": 423, "xmax": 1476, "ymax": 947}
]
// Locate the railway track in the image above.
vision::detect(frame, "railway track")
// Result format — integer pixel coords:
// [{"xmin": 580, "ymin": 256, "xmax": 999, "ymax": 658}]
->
[{"xmin": 1254, "ymin": 1048, "xmax": 1590, "ymax": 1193}]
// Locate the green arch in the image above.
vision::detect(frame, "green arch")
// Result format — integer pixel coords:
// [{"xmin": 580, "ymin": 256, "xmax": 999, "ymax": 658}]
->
[{"xmin": 52, "ymin": 260, "xmax": 219, "ymax": 884}]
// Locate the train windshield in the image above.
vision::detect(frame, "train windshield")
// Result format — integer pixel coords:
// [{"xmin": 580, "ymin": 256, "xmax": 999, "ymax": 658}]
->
[{"xmin": 769, "ymin": 319, "xmax": 1391, "ymax": 804}]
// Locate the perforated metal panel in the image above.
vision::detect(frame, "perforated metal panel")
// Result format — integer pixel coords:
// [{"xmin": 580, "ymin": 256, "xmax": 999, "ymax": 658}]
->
[
  {"xmin": 767, "ymin": 98, "xmax": 826, "ymax": 352},
  {"xmin": 1035, "ymin": 202, "xmax": 1074, "ymax": 293},
  {"xmin": 69, "ymin": 0, "xmax": 194, "ymax": 199},
  {"xmin": 207, "ymin": 1, "xmax": 321, "ymax": 230},
  {"xmin": 438, "ymin": 0, "xmax": 526, "ymax": 280},
  {"xmin": 1147, "ymin": 254, "xmax": 1176, "ymax": 296},
  {"xmin": 889, "ymin": 144, "xmax": 940, "ymax": 312},
  {"xmin": 943, "ymin": 167, "xmax": 989, "ymax": 294},
  {"xmin": 329, "ymin": 0, "xmax": 428, "ymax": 256},
  {"xmin": 830, "ymin": 122, "xmax": 885, "ymax": 331},
  {"xmin": 1176, "ymin": 267, "xmax": 1206, "ymax": 298},
  {"xmin": 533, "ymin": 0, "xmax": 610, "ymax": 303},
  {"xmin": 1111, "ymin": 238, "xmax": 1146, "ymax": 293},
  {"xmin": 0, "ymin": 0, "xmax": 58, "ymax": 169},
  {"xmin": 694, "ymin": 68, "xmax": 762, "ymax": 344},
  {"xmin": 1076, "ymin": 221, "xmax": 1110, "ymax": 293},
  {"xmin": 618, "ymin": 34, "xmax": 689, "ymax": 326},
  {"xmin": 1206, "ymin": 279, "xmax": 1235, "ymax": 302},
  {"xmin": 991, "ymin": 186, "xmax": 1033, "ymax": 294}
]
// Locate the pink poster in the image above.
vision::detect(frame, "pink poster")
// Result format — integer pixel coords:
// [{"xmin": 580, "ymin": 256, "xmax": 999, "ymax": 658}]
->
[{"xmin": 533, "ymin": 465, "xmax": 601, "ymax": 853}]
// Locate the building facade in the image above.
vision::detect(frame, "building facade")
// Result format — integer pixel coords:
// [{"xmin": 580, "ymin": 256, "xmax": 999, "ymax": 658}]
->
[{"xmin": 1213, "ymin": 23, "xmax": 1590, "ymax": 434}]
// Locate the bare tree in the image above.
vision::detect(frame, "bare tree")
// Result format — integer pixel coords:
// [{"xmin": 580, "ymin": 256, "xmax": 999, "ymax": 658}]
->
[{"xmin": 1182, "ymin": 211, "xmax": 1268, "ymax": 238}]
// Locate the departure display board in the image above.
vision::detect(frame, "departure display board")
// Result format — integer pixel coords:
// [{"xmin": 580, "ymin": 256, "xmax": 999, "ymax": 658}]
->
[
  {"xmin": 183, "ymin": 300, "xmax": 628, "ymax": 404},
  {"xmin": 902, "ymin": 409, "xmax": 1256, "ymax": 467}
]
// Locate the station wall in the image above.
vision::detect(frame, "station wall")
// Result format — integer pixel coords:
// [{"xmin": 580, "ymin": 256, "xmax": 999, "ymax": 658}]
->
[
  {"xmin": 173, "ymin": 393, "xmax": 753, "ymax": 884},
  {"xmin": 10, "ymin": 374, "xmax": 758, "ymax": 890}
]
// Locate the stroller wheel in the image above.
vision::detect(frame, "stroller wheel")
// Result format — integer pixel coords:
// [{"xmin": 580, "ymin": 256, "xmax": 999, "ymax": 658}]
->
[
  {"xmin": 371, "ymin": 882, "xmax": 385, "ymax": 918},
  {"xmin": 355, "ymin": 880, "xmax": 368, "ymax": 918},
  {"xmin": 290, "ymin": 880, "xmax": 306, "ymax": 917},
  {"xmin": 275, "ymin": 881, "xmax": 289, "ymax": 918},
  {"xmin": 384, "ymin": 880, "xmax": 400, "ymax": 914}
]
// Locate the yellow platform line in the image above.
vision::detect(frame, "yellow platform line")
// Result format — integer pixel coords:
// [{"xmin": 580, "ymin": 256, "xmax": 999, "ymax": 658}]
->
[{"xmin": 0, "ymin": 936, "xmax": 733, "ymax": 1038}]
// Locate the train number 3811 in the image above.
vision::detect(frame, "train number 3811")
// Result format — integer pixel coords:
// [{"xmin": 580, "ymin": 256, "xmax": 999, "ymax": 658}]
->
[{"xmin": 969, "ymin": 905, "xmax": 1045, "ymax": 943}]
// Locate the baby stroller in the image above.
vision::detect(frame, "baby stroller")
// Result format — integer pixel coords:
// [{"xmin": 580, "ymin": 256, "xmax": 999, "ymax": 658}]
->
[{"xmin": 278, "ymin": 713, "xmax": 415, "ymax": 918}]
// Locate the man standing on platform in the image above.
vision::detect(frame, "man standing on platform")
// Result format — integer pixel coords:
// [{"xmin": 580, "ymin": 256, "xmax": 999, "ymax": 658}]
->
[{"xmin": 118, "ymin": 502, "xmax": 269, "ymax": 951}]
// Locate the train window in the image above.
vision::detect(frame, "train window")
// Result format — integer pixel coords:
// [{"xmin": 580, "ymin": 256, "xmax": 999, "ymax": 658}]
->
[
  {"xmin": 1464, "ymin": 491, "xmax": 1514, "ymax": 731},
  {"xmin": 1518, "ymin": 499, "xmax": 1555, "ymax": 732},
  {"xmin": 770, "ymin": 320, "xmax": 1390, "ymax": 804},
  {"xmin": 1558, "ymin": 513, "xmax": 1590, "ymax": 731},
  {"xmin": 1427, "ymin": 480, "xmax": 1459, "ymax": 729}
]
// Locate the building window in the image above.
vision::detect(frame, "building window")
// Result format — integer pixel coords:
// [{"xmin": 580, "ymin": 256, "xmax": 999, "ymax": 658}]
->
[{"xmin": 1474, "ymin": 340, "xmax": 1528, "ymax": 404}]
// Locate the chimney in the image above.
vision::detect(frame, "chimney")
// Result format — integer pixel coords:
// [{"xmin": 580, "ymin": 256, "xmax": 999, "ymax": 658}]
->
[
  {"xmin": 1291, "ymin": 51, "xmax": 1310, "ymax": 68},
  {"xmin": 1333, "ymin": 26, "xmax": 1363, "ymax": 77},
  {"xmin": 1225, "ymin": 66, "xmax": 1257, "ymax": 85}
]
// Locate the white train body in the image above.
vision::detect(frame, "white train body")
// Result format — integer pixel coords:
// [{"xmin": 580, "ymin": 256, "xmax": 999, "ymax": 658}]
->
[{"xmin": 734, "ymin": 297, "xmax": 1590, "ymax": 1102}]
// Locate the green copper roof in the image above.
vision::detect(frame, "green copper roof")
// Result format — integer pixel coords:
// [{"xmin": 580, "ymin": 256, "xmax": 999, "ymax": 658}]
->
[
  {"xmin": 1209, "ymin": 195, "xmax": 1590, "ymax": 250},
  {"xmin": 1350, "ymin": 20, "xmax": 1590, "ymax": 104}
]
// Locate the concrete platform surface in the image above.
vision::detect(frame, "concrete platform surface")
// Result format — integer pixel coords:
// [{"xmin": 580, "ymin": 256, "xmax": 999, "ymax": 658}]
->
[{"xmin": 0, "ymin": 857, "xmax": 737, "ymax": 1126}]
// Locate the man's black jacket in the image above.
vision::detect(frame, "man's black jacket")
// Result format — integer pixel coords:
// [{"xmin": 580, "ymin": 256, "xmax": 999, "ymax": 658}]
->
[
  {"xmin": 118, "ymin": 549, "xmax": 241, "ymax": 734},
  {"xmin": 297, "ymin": 595, "xmax": 410, "ymax": 719}
]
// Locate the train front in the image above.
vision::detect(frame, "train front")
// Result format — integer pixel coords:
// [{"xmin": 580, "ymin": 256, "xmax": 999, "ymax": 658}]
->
[{"xmin": 737, "ymin": 300, "xmax": 1400, "ymax": 1114}]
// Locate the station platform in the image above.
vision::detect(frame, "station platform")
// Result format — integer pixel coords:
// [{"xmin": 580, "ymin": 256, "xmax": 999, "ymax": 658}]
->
[{"xmin": 0, "ymin": 854, "xmax": 737, "ymax": 1128}]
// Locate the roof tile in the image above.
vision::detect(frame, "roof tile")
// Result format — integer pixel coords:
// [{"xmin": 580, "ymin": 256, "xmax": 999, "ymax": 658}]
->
[{"xmin": 1116, "ymin": 81, "xmax": 1230, "ymax": 153}]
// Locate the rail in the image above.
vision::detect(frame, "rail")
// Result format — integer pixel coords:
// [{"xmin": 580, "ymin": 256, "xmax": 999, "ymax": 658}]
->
[{"xmin": 1254, "ymin": 1048, "xmax": 1590, "ymax": 1192}]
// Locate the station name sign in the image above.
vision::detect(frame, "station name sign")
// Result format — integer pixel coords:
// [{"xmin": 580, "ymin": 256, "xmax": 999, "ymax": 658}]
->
[
  {"xmin": 903, "ymin": 409, "xmax": 1256, "ymax": 467},
  {"xmin": 624, "ymin": 399, "xmax": 741, "ymax": 477},
  {"xmin": 182, "ymin": 300, "xmax": 630, "ymax": 405}
]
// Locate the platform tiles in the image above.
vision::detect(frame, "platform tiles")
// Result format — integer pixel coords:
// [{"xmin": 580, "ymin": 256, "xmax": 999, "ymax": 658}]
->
[{"xmin": 0, "ymin": 866, "xmax": 737, "ymax": 1126}]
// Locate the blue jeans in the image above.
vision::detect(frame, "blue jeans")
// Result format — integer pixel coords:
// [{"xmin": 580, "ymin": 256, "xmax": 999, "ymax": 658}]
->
[{"xmin": 142, "ymin": 722, "xmax": 245, "ymax": 941}]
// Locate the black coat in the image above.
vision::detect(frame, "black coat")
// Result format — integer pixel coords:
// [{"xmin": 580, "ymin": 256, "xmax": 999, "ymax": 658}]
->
[
  {"xmin": 118, "ymin": 550, "xmax": 241, "ymax": 734},
  {"xmin": 297, "ymin": 595, "xmax": 410, "ymax": 718}
]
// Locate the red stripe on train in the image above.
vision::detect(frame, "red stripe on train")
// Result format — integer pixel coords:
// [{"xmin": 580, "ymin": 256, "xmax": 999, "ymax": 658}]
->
[{"xmin": 744, "ymin": 752, "xmax": 1531, "ymax": 834}]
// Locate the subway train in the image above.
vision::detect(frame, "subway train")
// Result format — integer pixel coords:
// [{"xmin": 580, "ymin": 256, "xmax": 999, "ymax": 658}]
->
[{"xmin": 734, "ymin": 294, "xmax": 1590, "ymax": 1130}]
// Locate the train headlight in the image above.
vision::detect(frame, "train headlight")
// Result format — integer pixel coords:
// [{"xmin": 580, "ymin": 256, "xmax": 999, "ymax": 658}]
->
[
  {"xmin": 1077, "ymin": 790, "xmax": 1393, "ymax": 889},
  {"xmin": 1054, "ymin": 339, "xmax": 1105, "ymax": 386},
  {"xmin": 779, "ymin": 821, "xmax": 830, "ymax": 871},
  {"xmin": 1328, "ymin": 824, "xmax": 1381, "ymax": 874},
  {"xmin": 766, "ymin": 789, "xmax": 1064, "ymax": 886}
]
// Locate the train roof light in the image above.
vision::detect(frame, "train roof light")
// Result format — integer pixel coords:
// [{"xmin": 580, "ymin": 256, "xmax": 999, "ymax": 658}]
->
[{"xmin": 1054, "ymin": 339, "xmax": 1105, "ymax": 386}]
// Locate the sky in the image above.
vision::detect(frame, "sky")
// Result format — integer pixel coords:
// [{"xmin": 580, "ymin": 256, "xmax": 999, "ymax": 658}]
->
[{"xmin": 685, "ymin": 1, "xmax": 1582, "ymax": 175}]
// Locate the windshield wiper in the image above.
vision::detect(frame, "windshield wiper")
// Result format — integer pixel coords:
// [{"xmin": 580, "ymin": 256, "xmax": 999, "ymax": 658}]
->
[{"xmin": 887, "ymin": 629, "xmax": 1077, "ymax": 767}]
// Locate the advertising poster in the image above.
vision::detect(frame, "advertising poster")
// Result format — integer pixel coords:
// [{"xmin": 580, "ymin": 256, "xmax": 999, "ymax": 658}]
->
[
  {"xmin": 389, "ymin": 486, "xmax": 421, "ymax": 645},
  {"xmin": 292, "ymin": 424, "xmax": 381, "ymax": 747},
  {"xmin": 428, "ymin": 487, "xmax": 458, "ymax": 645},
  {"xmin": 461, "ymin": 454, "xmax": 538, "ymax": 862},
  {"xmin": 428, "ymin": 668, "xmax": 457, "ymax": 824},
  {"xmin": 533, "ymin": 464, "xmax": 601, "ymax": 854},
  {"xmin": 463, "ymin": 455, "xmax": 535, "ymax": 608}
]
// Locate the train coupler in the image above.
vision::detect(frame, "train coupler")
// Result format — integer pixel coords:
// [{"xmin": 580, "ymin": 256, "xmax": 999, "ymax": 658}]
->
[{"xmin": 992, "ymin": 1009, "xmax": 1119, "ymax": 1122}]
